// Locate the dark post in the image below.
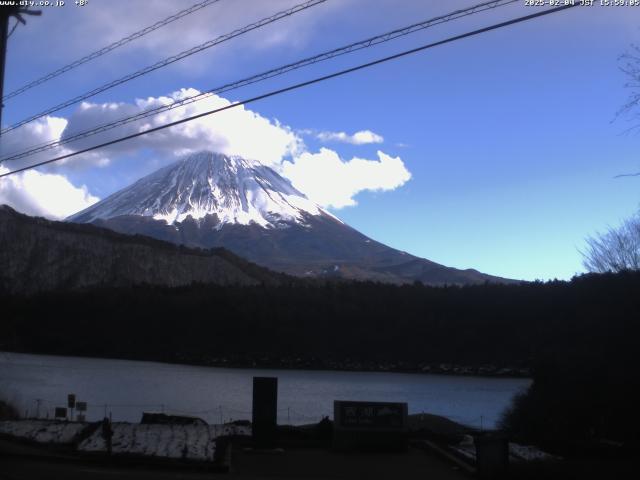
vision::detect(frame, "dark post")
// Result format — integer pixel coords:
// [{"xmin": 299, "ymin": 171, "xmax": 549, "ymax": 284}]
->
[
  {"xmin": 0, "ymin": 8, "xmax": 10, "ymax": 131},
  {"xmin": 67, "ymin": 393, "xmax": 76, "ymax": 422},
  {"xmin": 101, "ymin": 417, "xmax": 113, "ymax": 455},
  {"xmin": 0, "ymin": 6, "xmax": 41, "ymax": 135},
  {"xmin": 474, "ymin": 432, "xmax": 509, "ymax": 479},
  {"xmin": 252, "ymin": 376, "xmax": 278, "ymax": 449}
]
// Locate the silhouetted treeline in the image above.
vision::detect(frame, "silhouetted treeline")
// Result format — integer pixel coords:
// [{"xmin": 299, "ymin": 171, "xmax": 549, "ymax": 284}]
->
[
  {"xmin": 1, "ymin": 271, "xmax": 638, "ymax": 367},
  {"xmin": 500, "ymin": 343, "xmax": 640, "ymax": 451}
]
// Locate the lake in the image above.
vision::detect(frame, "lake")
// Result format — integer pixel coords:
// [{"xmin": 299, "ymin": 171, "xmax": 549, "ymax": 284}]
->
[{"xmin": 0, "ymin": 352, "xmax": 530, "ymax": 429}]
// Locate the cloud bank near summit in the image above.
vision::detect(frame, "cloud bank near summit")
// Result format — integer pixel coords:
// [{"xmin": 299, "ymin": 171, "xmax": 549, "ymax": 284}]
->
[{"xmin": 0, "ymin": 88, "xmax": 411, "ymax": 218}]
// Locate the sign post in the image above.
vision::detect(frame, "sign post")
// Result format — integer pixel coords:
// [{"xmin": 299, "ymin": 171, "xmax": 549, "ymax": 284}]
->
[{"xmin": 76, "ymin": 401, "xmax": 87, "ymax": 422}]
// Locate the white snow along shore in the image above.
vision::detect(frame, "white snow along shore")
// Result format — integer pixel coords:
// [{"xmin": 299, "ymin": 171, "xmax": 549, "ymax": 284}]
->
[
  {"xmin": 0, "ymin": 420, "xmax": 251, "ymax": 462},
  {"xmin": 78, "ymin": 422, "xmax": 250, "ymax": 461},
  {"xmin": 0, "ymin": 420, "xmax": 87, "ymax": 444},
  {"xmin": 451, "ymin": 434, "xmax": 561, "ymax": 463}
]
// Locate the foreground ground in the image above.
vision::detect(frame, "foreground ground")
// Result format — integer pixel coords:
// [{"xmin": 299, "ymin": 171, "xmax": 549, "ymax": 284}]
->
[
  {"xmin": 3, "ymin": 444, "xmax": 637, "ymax": 480},
  {"xmin": 2, "ymin": 425, "xmax": 637, "ymax": 480},
  {"xmin": 0, "ymin": 441, "xmax": 468, "ymax": 480}
]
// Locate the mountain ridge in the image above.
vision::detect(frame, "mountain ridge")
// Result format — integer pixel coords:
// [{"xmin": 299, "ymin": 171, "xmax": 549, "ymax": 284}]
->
[
  {"xmin": 0, "ymin": 205, "xmax": 286, "ymax": 294},
  {"xmin": 69, "ymin": 151, "xmax": 515, "ymax": 286}
]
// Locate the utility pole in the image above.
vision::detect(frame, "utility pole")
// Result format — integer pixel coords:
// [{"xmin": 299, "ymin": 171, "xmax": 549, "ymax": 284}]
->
[
  {"xmin": 0, "ymin": 6, "xmax": 41, "ymax": 135},
  {"xmin": 0, "ymin": 7, "xmax": 12, "ymax": 131}
]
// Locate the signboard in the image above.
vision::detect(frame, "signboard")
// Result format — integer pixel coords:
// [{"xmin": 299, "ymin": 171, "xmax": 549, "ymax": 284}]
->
[
  {"xmin": 55, "ymin": 407, "xmax": 68, "ymax": 419},
  {"xmin": 76, "ymin": 401, "xmax": 87, "ymax": 412},
  {"xmin": 336, "ymin": 401, "xmax": 406, "ymax": 429},
  {"xmin": 333, "ymin": 400, "xmax": 408, "ymax": 452},
  {"xmin": 67, "ymin": 394, "xmax": 76, "ymax": 409}
]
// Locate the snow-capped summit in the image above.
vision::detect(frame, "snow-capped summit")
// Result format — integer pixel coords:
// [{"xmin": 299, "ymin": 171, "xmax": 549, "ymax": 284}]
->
[{"xmin": 69, "ymin": 151, "xmax": 332, "ymax": 228}]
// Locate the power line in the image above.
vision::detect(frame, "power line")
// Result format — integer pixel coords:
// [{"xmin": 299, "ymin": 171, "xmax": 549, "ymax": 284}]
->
[
  {"xmin": 2, "ymin": 0, "xmax": 224, "ymax": 102},
  {"xmin": 0, "ymin": 0, "xmax": 516, "ymax": 162},
  {"xmin": 0, "ymin": 0, "xmax": 518, "ymax": 164},
  {"xmin": 0, "ymin": 0, "xmax": 328, "ymax": 135},
  {"xmin": 0, "ymin": 3, "xmax": 578, "ymax": 180}
]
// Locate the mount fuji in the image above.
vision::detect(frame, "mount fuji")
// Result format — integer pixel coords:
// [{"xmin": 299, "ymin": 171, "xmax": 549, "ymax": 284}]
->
[{"xmin": 69, "ymin": 151, "xmax": 510, "ymax": 285}]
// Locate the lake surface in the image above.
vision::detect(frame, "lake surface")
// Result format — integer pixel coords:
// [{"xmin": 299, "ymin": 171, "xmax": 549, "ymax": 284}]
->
[{"xmin": 0, "ymin": 352, "xmax": 530, "ymax": 429}]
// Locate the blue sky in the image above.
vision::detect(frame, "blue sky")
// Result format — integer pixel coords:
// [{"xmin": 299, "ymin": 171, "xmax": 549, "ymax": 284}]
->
[{"xmin": 1, "ymin": 0, "xmax": 639, "ymax": 281}]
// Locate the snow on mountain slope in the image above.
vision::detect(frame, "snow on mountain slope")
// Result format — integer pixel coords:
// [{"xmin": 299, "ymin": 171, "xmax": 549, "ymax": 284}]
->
[
  {"xmin": 67, "ymin": 151, "xmax": 515, "ymax": 285},
  {"xmin": 69, "ymin": 152, "xmax": 335, "ymax": 228}
]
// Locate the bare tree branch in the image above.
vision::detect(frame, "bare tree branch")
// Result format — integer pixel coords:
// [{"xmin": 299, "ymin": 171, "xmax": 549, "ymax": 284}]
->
[{"xmin": 582, "ymin": 214, "xmax": 640, "ymax": 273}]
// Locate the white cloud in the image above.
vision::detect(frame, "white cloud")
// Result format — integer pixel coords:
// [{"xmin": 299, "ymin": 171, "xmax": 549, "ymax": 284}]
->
[
  {"xmin": 0, "ymin": 166, "xmax": 99, "ymax": 220},
  {"xmin": 63, "ymin": 89, "xmax": 302, "ymax": 166},
  {"xmin": 59, "ymin": 89, "xmax": 409, "ymax": 211},
  {"xmin": 316, "ymin": 129, "xmax": 384, "ymax": 145},
  {"xmin": 282, "ymin": 148, "xmax": 411, "ymax": 209},
  {"xmin": 0, "ymin": 116, "xmax": 67, "ymax": 166},
  {"xmin": 0, "ymin": 114, "xmax": 110, "ymax": 172},
  {"xmin": 9, "ymin": 0, "xmax": 345, "ymax": 79},
  {"xmin": 2, "ymin": 88, "xmax": 410, "ymax": 214}
]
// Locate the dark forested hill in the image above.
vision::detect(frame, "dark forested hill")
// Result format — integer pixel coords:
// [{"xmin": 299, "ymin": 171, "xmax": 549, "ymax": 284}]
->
[{"xmin": 0, "ymin": 205, "xmax": 287, "ymax": 294}]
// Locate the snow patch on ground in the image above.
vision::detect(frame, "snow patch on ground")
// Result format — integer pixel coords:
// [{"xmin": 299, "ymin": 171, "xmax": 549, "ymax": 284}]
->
[
  {"xmin": 508, "ymin": 442, "xmax": 560, "ymax": 462},
  {"xmin": 451, "ymin": 434, "xmax": 477, "ymax": 461},
  {"xmin": 78, "ymin": 423, "xmax": 250, "ymax": 462},
  {"xmin": 0, "ymin": 420, "xmax": 87, "ymax": 444},
  {"xmin": 451, "ymin": 434, "xmax": 560, "ymax": 463},
  {"xmin": 0, "ymin": 419, "xmax": 250, "ymax": 463}
]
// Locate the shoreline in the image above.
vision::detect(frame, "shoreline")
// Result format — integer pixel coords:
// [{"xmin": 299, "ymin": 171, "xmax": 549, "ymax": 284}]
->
[{"xmin": 0, "ymin": 349, "xmax": 532, "ymax": 380}]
